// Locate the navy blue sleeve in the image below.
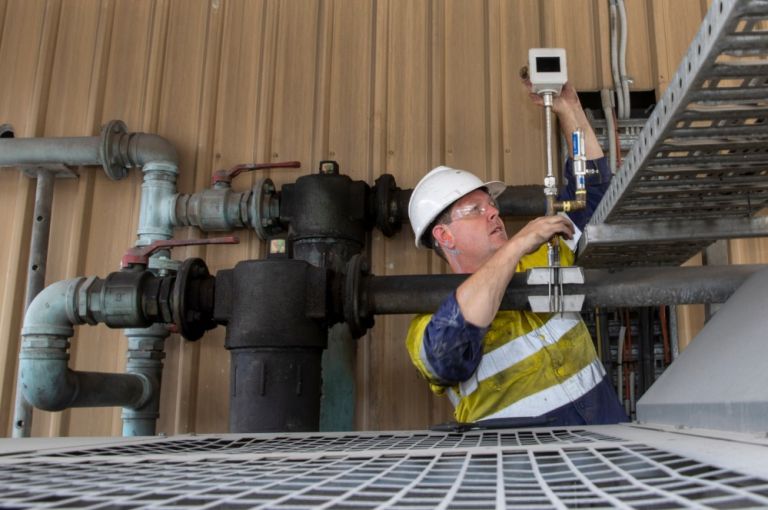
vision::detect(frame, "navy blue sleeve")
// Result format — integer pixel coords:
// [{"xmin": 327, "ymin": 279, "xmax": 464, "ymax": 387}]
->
[
  {"xmin": 558, "ymin": 156, "xmax": 612, "ymax": 231},
  {"xmin": 422, "ymin": 292, "xmax": 486, "ymax": 384}
]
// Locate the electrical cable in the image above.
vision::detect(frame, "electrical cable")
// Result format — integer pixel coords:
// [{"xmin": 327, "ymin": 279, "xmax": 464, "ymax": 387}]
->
[
  {"xmin": 617, "ymin": 0, "xmax": 631, "ymax": 119},
  {"xmin": 601, "ymin": 89, "xmax": 618, "ymax": 173},
  {"xmin": 609, "ymin": 2, "xmax": 626, "ymax": 120}
]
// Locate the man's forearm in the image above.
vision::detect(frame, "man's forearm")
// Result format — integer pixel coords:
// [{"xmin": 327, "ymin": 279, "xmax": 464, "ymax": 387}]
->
[
  {"xmin": 455, "ymin": 240, "xmax": 526, "ymax": 328},
  {"xmin": 556, "ymin": 98, "xmax": 603, "ymax": 160}
]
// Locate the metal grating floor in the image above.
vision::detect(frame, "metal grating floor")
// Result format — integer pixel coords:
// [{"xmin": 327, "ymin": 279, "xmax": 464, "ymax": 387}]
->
[
  {"xmin": 1, "ymin": 425, "xmax": 768, "ymax": 509},
  {"xmin": 579, "ymin": 0, "xmax": 768, "ymax": 267},
  {"xmin": 6, "ymin": 429, "xmax": 619, "ymax": 458}
]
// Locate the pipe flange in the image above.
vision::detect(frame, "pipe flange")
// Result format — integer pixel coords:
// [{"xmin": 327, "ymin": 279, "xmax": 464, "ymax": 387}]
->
[
  {"xmin": 373, "ymin": 174, "xmax": 402, "ymax": 237},
  {"xmin": 344, "ymin": 254, "xmax": 374, "ymax": 339},
  {"xmin": 100, "ymin": 120, "xmax": 129, "ymax": 181},
  {"xmin": 171, "ymin": 258, "xmax": 214, "ymax": 341},
  {"xmin": 250, "ymin": 177, "xmax": 282, "ymax": 240}
]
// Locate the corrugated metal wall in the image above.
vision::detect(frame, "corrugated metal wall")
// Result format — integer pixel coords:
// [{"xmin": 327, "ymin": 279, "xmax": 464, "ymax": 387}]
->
[{"xmin": 0, "ymin": 0, "xmax": 745, "ymax": 437}]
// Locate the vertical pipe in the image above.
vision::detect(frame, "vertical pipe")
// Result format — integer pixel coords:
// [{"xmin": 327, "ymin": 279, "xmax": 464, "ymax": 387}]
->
[
  {"xmin": 12, "ymin": 169, "xmax": 56, "ymax": 438},
  {"xmin": 122, "ymin": 325, "xmax": 166, "ymax": 436},
  {"xmin": 120, "ymin": 161, "xmax": 178, "ymax": 436},
  {"xmin": 600, "ymin": 89, "xmax": 618, "ymax": 174}
]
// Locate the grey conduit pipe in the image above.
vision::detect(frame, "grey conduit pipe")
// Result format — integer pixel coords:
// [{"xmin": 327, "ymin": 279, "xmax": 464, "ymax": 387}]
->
[
  {"xmin": 601, "ymin": 89, "xmax": 618, "ymax": 174},
  {"xmin": 12, "ymin": 169, "xmax": 56, "ymax": 437}
]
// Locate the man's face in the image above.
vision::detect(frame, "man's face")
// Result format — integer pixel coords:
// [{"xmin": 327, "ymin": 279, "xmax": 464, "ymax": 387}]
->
[{"xmin": 444, "ymin": 189, "xmax": 508, "ymax": 264}]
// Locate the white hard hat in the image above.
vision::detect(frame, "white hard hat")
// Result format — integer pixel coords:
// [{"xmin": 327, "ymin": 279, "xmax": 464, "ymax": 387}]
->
[{"xmin": 408, "ymin": 165, "xmax": 506, "ymax": 248}]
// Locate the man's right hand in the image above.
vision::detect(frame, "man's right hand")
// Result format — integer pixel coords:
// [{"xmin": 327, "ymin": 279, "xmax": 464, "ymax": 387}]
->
[{"xmin": 509, "ymin": 215, "xmax": 574, "ymax": 256}]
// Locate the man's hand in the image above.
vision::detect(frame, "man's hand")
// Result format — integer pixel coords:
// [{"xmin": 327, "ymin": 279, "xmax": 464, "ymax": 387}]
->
[
  {"xmin": 522, "ymin": 77, "xmax": 604, "ymax": 160},
  {"xmin": 523, "ymin": 79, "xmax": 580, "ymax": 115},
  {"xmin": 508, "ymin": 215, "xmax": 574, "ymax": 256}
]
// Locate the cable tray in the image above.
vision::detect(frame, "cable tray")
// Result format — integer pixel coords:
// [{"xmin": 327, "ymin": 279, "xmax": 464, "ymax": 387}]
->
[{"xmin": 579, "ymin": 0, "xmax": 768, "ymax": 267}]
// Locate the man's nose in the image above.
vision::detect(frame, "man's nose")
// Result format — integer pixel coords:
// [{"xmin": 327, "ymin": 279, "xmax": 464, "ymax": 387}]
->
[{"xmin": 486, "ymin": 204, "xmax": 500, "ymax": 220}]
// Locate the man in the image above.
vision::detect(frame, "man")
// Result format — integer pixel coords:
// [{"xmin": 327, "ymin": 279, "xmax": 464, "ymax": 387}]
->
[{"xmin": 406, "ymin": 82, "xmax": 627, "ymax": 426}]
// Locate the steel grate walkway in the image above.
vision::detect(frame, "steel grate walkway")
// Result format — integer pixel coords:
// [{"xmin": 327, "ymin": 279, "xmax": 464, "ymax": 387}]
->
[
  {"xmin": 1, "ymin": 426, "xmax": 768, "ymax": 509},
  {"xmin": 579, "ymin": 0, "xmax": 768, "ymax": 267}
]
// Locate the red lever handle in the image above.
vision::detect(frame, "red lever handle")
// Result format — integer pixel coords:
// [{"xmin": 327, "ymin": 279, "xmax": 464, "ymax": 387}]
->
[
  {"xmin": 211, "ymin": 161, "xmax": 301, "ymax": 185},
  {"xmin": 121, "ymin": 236, "xmax": 239, "ymax": 268}
]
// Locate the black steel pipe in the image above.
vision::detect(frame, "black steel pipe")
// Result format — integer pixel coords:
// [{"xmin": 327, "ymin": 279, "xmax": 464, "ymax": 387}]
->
[
  {"xmin": 395, "ymin": 184, "xmax": 546, "ymax": 223},
  {"xmin": 364, "ymin": 265, "xmax": 767, "ymax": 314}
]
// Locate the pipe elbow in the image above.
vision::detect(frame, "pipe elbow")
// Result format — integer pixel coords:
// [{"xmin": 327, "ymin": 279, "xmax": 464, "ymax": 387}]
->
[
  {"xmin": 20, "ymin": 278, "xmax": 85, "ymax": 411},
  {"xmin": 22, "ymin": 278, "xmax": 84, "ymax": 338},
  {"xmin": 130, "ymin": 133, "xmax": 179, "ymax": 167},
  {"xmin": 20, "ymin": 361, "xmax": 79, "ymax": 411}
]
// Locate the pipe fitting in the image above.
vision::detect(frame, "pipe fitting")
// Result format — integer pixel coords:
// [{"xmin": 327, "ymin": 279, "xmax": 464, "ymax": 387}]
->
[
  {"xmin": 137, "ymin": 161, "xmax": 178, "ymax": 243},
  {"xmin": 21, "ymin": 278, "xmax": 84, "ymax": 337},
  {"xmin": 102, "ymin": 120, "xmax": 179, "ymax": 179},
  {"xmin": 554, "ymin": 191, "xmax": 588, "ymax": 213},
  {"xmin": 172, "ymin": 187, "xmax": 249, "ymax": 232},
  {"xmin": 18, "ymin": 271, "xmax": 179, "ymax": 414}
]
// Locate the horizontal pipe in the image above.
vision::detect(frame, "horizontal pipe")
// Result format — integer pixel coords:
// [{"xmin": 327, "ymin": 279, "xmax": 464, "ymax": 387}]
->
[
  {"xmin": 0, "ymin": 137, "xmax": 102, "ymax": 167},
  {"xmin": 20, "ymin": 357, "xmax": 146, "ymax": 410},
  {"xmin": 0, "ymin": 122, "xmax": 178, "ymax": 178},
  {"xmin": 396, "ymin": 184, "xmax": 546, "ymax": 223},
  {"xmin": 365, "ymin": 264, "xmax": 767, "ymax": 314}
]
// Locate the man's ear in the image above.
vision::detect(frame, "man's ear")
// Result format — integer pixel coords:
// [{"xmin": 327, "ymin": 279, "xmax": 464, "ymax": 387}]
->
[{"xmin": 432, "ymin": 224, "xmax": 454, "ymax": 249}]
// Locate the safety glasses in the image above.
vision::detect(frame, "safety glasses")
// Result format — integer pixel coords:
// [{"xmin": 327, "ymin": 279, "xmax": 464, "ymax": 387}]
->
[{"xmin": 450, "ymin": 197, "xmax": 499, "ymax": 221}]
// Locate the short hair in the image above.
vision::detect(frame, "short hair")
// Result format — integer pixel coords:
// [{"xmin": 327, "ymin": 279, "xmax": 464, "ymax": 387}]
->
[{"xmin": 423, "ymin": 207, "xmax": 454, "ymax": 261}]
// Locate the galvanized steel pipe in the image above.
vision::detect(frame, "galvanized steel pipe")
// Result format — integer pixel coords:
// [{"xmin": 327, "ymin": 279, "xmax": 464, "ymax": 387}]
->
[
  {"xmin": 0, "ymin": 136, "xmax": 103, "ymax": 167},
  {"xmin": 19, "ymin": 279, "xmax": 150, "ymax": 412},
  {"xmin": 0, "ymin": 120, "xmax": 178, "ymax": 180}
]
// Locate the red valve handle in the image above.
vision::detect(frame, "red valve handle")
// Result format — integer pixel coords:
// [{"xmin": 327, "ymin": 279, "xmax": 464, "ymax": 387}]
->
[
  {"xmin": 211, "ymin": 161, "xmax": 301, "ymax": 185},
  {"xmin": 121, "ymin": 236, "xmax": 239, "ymax": 268}
]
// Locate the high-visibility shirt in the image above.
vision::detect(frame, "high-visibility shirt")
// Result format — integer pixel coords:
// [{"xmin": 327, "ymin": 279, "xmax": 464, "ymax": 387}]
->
[{"xmin": 406, "ymin": 240, "xmax": 627, "ymax": 426}]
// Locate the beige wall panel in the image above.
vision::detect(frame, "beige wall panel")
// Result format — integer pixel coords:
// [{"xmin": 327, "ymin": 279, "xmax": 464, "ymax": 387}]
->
[
  {"xmin": 156, "ymin": 0, "xmax": 225, "ymax": 434},
  {"xmin": 266, "ymin": 0, "xmax": 319, "ymax": 183},
  {"xmin": 443, "ymin": 1, "xmax": 489, "ymax": 175},
  {"xmin": 500, "ymin": 0, "xmax": 546, "ymax": 185},
  {"xmin": 647, "ymin": 0, "xmax": 708, "ymax": 96},
  {"xmin": 624, "ymin": 0, "xmax": 654, "ymax": 90},
  {"xmin": 362, "ymin": 0, "xmax": 453, "ymax": 431},
  {"xmin": 729, "ymin": 238, "xmax": 768, "ymax": 265},
  {"xmin": 541, "ymin": 0, "xmax": 603, "ymax": 88},
  {"xmin": 40, "ymin": 0, "xmax": 122, "ymax": 437},
  {"xmin": 326, "ymin": 0, "xmax": 374, "ymax": 181}
]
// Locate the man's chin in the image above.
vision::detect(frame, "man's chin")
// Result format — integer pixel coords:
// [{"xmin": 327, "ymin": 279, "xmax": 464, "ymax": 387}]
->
[{"xmin": 490, "ymin": 231, "xmax": 508, "ymax": 243}]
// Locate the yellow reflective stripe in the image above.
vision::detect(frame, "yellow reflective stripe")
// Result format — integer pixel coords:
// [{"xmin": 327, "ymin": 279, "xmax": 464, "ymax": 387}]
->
[
  {"xmin": 447, "ymin": 388, "xmax": 460, "ymax": 408},
  {"xmin": 481, "ymin": 359, "xmax": 605, "ymax": 420},
  {"xmin": 458, "ymin": 313, "xmax": 582, "ymax": 397},
  {"xmin": 455, "ymin": 321, "xmax": 597, "ymax": 423}
]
